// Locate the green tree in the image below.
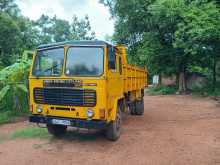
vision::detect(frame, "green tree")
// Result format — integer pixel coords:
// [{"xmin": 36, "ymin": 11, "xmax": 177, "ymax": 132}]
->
[
  {"xmin": 101, "ymin": 0, "xmax": 220, "ymax": 93},
  {"xmin": 174, "ymin": 1, "xmax": 220, "ymax": 91},
  {"xmin": 71, "ymin": 15, "xmax": 95, "ymax": 40},
  {"xmin": 51, "ymin": 16, "xmax": 71, "ymax": 42},
  {"xmin": 0, "ymin": 0, "xmax": 97, "ymax": 67},
  {"xmin": 0, "ymin": 12, "xmax": 21, "ymax": 66},
  {"xmin": 34, "ymin": 14, "xmax": 96, "ymax": 44},
  {"xmin": 34, "ymin": 14, "xmax": 53, "ymax": 44},
  {"xmin": 148, "ymin": 0, "xmax": 188, "ymax": 92},
  {"xmin": 0, "ymin": 0, "xmax": 20, "ymax": 17},
  {"xmin": 0, "ymin": 0, "xmax": 37, "ymax": 66}
]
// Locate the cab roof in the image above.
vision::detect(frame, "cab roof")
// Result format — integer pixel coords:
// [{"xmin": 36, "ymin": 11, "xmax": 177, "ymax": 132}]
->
[{"xmin": 37, "ymin": 40, "xmax": 114, "ymax": 49}]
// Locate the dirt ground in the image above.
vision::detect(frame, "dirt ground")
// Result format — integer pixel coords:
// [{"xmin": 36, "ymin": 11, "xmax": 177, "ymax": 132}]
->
[{"xmin": 0, "ymin": 95, "xmax": 220, "ymax": 165}]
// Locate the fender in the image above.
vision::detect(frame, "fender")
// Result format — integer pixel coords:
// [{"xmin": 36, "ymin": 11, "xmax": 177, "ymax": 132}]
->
[{"xmin": 109, "ymin": 95, "xmax": 124, "ymax": 122}]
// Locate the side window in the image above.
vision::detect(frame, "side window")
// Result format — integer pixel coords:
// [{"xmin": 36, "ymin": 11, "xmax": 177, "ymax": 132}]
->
[
  {"xmin": 108, "ymin": 46, "xmax": 116, "ymax": 70},
  {"xmin": 119, "ymin": 56, "xmax": 122, "ymax": 75}
]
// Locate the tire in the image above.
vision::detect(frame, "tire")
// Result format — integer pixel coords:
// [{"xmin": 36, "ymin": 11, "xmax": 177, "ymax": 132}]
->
[
  {"xmin": 105, "ymin": 104, "xmax": 122, "ymax": 141},
  {"xmin": 47, "ymin": 124, "xmax": 67, "ymax": 137},
  {"xmin": 135, "ymin": 98, "xmax": 144, "ymax": 115},
  {"xmin": 130, "ymin": 101, "xmax": 136, "ymax": 115}
]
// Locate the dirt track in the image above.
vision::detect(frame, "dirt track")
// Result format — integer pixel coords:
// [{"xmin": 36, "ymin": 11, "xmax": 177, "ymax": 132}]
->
[{"xmin": 0, "ymin": 95, "xmax": 220, "ymax": 165}]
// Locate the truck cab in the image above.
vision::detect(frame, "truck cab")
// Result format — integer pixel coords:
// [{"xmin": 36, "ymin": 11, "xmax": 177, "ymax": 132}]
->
[{"xmin": 29, "ymin": 40, "xmax": 147, "ymax": 141}]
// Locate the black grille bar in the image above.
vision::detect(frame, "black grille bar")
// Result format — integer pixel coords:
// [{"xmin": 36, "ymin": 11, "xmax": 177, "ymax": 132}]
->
[{"xmin": 34, "ymin": 88, "xmax": 96, "ymax": 107}]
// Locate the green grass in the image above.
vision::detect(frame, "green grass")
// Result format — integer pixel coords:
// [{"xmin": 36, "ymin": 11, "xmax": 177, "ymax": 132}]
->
[
  {"xmin": 0, "ymin": 111, "xmax": 11, "ymax": 124},
  {"xmin": 10, "ymin": 126, "xmax": 51, "ymax": 139},
  {"xmin": 0, "ymin": 110, "xmax": 29, "ymax": 125},
  {"xmin": 10, "ymin": 126, "xmax": 97, "ymax": 141},
  {"xmin": 146, "ymin": 85, "xmax": 177, "ymax": 95}
]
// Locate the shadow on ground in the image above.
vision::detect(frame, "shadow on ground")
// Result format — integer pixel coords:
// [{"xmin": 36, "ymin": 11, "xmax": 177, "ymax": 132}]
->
[{"xmin": 50, "ymin": 128, "xmax": 105, "ymax": 142}]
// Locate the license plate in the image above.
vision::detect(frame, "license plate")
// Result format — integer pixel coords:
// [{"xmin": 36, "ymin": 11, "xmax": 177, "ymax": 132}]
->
[{"xmin": 51, "ymin": 119, "xmax": 71, "ymax": 126}]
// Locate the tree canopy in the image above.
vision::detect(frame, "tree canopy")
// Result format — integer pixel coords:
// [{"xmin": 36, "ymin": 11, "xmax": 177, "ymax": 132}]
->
[
  {"xmin": 0, "ymin": 0, "xmax": 96, "ymax": 67},
  {"xmin": 101, "ymin": 0, "xmax": 220, "ymax": 92}
]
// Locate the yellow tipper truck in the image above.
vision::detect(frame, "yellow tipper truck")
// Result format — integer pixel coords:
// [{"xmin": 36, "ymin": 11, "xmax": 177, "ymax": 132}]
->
[{"xmin": 29, "ymin": 40, "xmax": 147, "ymax": 141}]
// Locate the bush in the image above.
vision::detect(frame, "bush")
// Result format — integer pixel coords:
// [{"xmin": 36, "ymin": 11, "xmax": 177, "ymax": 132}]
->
[
  {"xmin": 147, "ymin": 85, "xmax": 177, "ymax": 95},
  {"xmin": 0, "ymin": 110, "xmax": 29, "ymax": 124},
  {"xmin": 0, "ymin": 59, "xmax": 31, "ymax": 112},
  {"xmin": 0, "ymin": 52, "xmax": 33, "ymax": 124},
  {"xmin": 191, "ymin": 86, "xmax": 220, "ymax": 97}
]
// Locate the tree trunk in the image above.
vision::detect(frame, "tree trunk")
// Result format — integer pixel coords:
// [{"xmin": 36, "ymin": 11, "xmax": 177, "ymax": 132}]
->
[
  {"xmin": 158, "ymin": 74, "xmax": 162, "ymax": 86},
  {"xmin": 178, "ymin": 66, "xmax": 187, "ymax": 94},
  {"xmin": 212, "ymin": 57, "xmax": 216, "ymax": 92},
  {"xmin": 176, "ymin": 72, "xmax": 179, "ymax": 87}
]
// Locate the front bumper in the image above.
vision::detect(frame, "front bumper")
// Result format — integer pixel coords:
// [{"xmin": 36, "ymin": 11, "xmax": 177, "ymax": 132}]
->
[{"xmin": 29, "ymin": 115, "xmax": 107, "ymax": 129}]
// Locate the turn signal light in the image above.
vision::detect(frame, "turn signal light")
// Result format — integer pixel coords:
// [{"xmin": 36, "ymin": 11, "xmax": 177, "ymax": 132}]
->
[{"xmin": 99, "ymin": 108, "xmax": 105, "ymax": 119}]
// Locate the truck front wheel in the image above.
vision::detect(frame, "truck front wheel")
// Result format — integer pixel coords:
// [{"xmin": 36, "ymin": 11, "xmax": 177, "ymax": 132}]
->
[
  {"xmin": 105, "ymin": 105, "xmax": 122, "ymax": 141},
  {"xmin": 47, "ymin": 124, "xmax": 67, "ymax": 137}
]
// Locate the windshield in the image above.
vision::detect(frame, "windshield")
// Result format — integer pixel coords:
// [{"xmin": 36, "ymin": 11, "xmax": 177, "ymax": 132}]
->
[
  {"xmin": 32, "ymin": 48, "xmax": 64, "ymax": 76},
  {"xmin": 65, "ymin": 47, "xmax": 104, "ymax": 76}
]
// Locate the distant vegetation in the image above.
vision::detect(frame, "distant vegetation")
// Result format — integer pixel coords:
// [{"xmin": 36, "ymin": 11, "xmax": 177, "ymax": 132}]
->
[
  {"xmin": 0, "ymin": 0, "xmax": 95, "ymax": 67},
  {"xmin": 147, "ymin": 85, "xmax": 177, "ymax": 95},
  {"xmin": 101, "ymin": 0, "xmax": 220, "ymax": 95}
]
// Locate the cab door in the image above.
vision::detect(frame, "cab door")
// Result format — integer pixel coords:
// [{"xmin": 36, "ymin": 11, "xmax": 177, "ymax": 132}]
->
[{"xmin": 106, "ymin": 46, "xmax": 124, "ymax": 116}]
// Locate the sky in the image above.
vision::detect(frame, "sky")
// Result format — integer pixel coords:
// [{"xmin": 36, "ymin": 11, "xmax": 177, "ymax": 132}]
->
[{"xmin": 15, "ymin": 0, "xmax": 114, "ymax": 40}]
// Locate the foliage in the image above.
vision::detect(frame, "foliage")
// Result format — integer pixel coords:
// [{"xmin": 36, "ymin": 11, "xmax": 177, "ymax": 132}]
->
[
  {"xmin": 10, "ymin": 127, "xmax": 50, "ymax": 139},
  {"xmin": 191, "ymin": 82, "xmax": 220, "ymax": 97},
  {"xmin": 0, "ymin": 51, "xmax": 32, "ymax": 113},
  {"xmin": 71, "ymin": 15, "xmax": 96, "ymax": 40},
  {"xmin": 0, "ymin": 12, "xmax": 21, "ymax": 65},
  {"xmin": 34, "ymin": 14, "xmax": 95, "ymax": 44},
  {"xmin": 0, "ymin": 0, "xmax": 96, "ymax": 67},
  {"xmin": 0, "ymin": 110, "xmax": 28, "ymax": 125},
  {"xmin": 101, "ymin": 0, "xmax": 220, "ymax": 94},
  {"xmin": 0, "ymin": 111, "xmax": 14, "ymax": 124},
  {"xmin": 147, "ymin": 85, "xmax": 177, "ymax": 95}
]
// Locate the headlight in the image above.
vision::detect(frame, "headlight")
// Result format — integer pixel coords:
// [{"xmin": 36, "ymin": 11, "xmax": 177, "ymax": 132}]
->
[
  {"xmin": 36, "ymin": 105, "xmax": 42, "ymax": 113},
  {"xmin": 87, "ymin": 109, "xmax": 94, "ymax": 118}
]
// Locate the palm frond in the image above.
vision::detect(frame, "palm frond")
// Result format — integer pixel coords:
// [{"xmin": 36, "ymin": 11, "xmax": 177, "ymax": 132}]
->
[
  {"xmin": 16, "ymin": 84, "xmax": 28, "ymax": 93},
  {"xmin": 0, "ymin": 85, "xmax": 10, "ymax": 101}
]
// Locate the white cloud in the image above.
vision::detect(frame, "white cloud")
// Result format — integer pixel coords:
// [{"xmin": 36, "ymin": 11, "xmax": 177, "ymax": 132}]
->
[{"xmin": 15, "ymin": 0, "xmax": 114, "ymax": 40}]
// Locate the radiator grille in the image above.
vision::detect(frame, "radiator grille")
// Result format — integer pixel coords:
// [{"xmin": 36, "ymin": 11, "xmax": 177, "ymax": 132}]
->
[{"xmin": 34, "ymin": 88, "xmax": 96, "ymax": 107}]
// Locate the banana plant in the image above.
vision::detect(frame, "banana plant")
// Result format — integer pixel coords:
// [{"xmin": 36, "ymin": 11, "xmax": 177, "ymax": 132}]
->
[{"xmin": 0, "ymin": 51, "xmax": 33, "ymax": 112}]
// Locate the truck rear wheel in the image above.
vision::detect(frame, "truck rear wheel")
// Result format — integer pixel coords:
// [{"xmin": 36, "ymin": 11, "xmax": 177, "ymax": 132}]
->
[
  {"xmin": 47, "ymin": 124, "xmax": 67, "ymax": 137},
  {"xmin": 135, "ymin": 98, "xmax": 144, "ymax": 115},
  {"xmin": 105, "ymin": 105, "xmax": 122, "ymax": 141},
  {"xmin": 130, "ymin": 101, "xmax": 136, "ymax": 115}
]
